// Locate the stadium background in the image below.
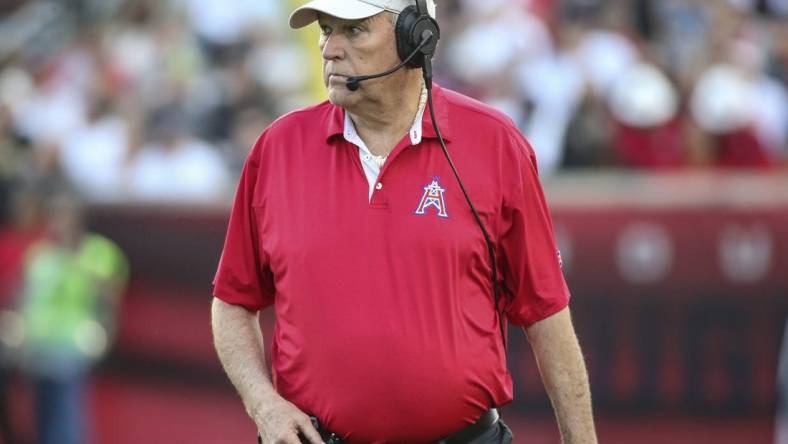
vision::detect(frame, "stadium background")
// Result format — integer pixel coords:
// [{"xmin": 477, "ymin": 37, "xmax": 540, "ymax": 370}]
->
[{"xmin": 0, "ymin": 0, "xmax": 786, "ymax": 443}]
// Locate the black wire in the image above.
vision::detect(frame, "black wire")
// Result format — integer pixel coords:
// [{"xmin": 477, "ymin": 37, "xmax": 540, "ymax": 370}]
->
[{"xmin": 425, "ymin": 86, "xmax": 507, "ymax": 350}]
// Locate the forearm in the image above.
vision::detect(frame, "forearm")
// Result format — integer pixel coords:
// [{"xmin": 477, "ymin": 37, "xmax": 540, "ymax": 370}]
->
[
  {"xmin": 211, "ymin": 297, "xmax": 277, "ymax": 422},
  {"xmin": 525, "ymin": 307, "xmax": 597, "ymax": 444}
]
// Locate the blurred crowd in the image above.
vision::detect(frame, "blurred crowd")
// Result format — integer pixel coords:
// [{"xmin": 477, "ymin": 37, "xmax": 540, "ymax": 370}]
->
[
  {"xmin": 437, "ymin": 0, "xmax": 788, "ymax": 174},
  {"xmin": 0, "ymin": 0, "xmax": 786, "ymax": 214}
]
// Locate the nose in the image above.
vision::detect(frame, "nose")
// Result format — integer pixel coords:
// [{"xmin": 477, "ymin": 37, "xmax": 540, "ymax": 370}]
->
[{"xmin": 321, "ymin": 33, "xmax": 344, "ymax": 61}]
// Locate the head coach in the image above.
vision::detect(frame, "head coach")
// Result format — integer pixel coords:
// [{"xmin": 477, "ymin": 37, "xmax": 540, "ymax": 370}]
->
[{"xmin": 210, "ymin": 1, "xmax": 597, "ymax": 443}]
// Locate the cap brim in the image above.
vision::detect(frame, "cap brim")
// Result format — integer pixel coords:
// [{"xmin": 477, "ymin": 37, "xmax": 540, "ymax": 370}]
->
[{"xmin": 290, "ymin": 0, "xmax": 385, "ymax": 29}]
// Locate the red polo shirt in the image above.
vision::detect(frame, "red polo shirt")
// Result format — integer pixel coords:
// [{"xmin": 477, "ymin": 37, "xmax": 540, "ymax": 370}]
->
[{"xmin": 213, "ymin": 85, "xmax": 570, "ymax": 443}]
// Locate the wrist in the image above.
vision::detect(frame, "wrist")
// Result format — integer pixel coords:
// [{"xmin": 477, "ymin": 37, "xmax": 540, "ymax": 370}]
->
[{"xmin": 246, "ymin": 389, "xmax": 281, "ymax": 423}]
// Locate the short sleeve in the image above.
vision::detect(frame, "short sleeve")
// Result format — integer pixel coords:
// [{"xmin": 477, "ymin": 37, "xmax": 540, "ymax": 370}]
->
[
  {"xmin": 212, "ymin": 140, "xmax": 275, "ymax": 311},
  {"xmin": 499, "ymin": 129, "xmax": 570, "ymax": 327}
]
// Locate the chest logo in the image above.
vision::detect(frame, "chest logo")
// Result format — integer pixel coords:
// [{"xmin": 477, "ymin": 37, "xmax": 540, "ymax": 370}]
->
[{"xmin": 414, "ymin": 177, "xmax": 449, "ymax": 218}]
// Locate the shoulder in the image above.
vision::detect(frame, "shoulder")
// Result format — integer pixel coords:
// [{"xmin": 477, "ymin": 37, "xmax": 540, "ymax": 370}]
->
[
  {"xmin": 246, "ymin": 101, "xmax": 336, "ymax": 162},
  {"xmin": 264, "ymin": 100, "xmax": 335, "ymax": 140}
]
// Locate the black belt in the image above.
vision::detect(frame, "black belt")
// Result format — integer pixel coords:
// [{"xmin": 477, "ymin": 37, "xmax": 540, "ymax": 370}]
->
[
  {"xmin": 263, "ymin": 408, "xmax": 500, "ymax": 444},
  {"xmin": 440, "ymin": 408, "xmax": 500, "ymax": 444}
]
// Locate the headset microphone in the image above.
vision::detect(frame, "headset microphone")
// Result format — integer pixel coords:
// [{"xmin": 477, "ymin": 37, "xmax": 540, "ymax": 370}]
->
[{"xmin": 345, "ymin": 31, "xmax": 433, "ymax": 91}]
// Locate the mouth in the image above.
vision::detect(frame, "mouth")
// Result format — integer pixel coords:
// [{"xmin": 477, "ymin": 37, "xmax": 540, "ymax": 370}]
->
[{"xmin": 327, "ymin": 74, "xmax": 349, "ymax": 87}]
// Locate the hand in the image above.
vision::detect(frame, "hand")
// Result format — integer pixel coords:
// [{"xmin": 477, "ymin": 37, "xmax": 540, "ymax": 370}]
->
[{"xmin": 255, "ymin": 395, "xmax": 324, "ymax": 444}]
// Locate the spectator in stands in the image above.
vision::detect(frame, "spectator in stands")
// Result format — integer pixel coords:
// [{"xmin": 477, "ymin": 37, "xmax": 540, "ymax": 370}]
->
[
  {"xmin": 127, "ymin": 109, "xmax": 230, "ymax": 202},
  {"xmin": 445, "ymin": 1, "xmax": 562, "ymax": 171},
  {"xmin": 446, "ymin": 0, "xmax": 552, "ymax": 93},
  {"xmin": 222, "ymin": 106, "xmax": 271, "ymax": 174},
  {"xmin": 59, "ymin": 93, "xmax": 130, "ymax": 202},
  {"xmin": 244, "ymin": 28, "xmax": 314, "ymax": 116},
  {"xmin": 16, "ymin": 191, "xmax": 128, "ymax": 444},
  {"xmin": 690, "ymin": 38, "xmax": 788, "ymax": 168},
  {"xmin": 1, "ymin": 0, "xmax": 787, "ymax": 210},
  {"xmin": 513, "ymin": 21, "xmax": 586, "ymax": 174},
  {"xmin": 607, "ymin": 62, "xmax": 685, "ymax": 168},
  {"xmin": 176, "ymin": 0, "xmax": 282, "ymax": 62},
  {"xmin": 571, "ymin": 5, "xmax": 640, "ymax": 101},
  {"xmin": 12, "ymin": 52, "xmax": 88, "ymax": 149},
  {"xmin": 652, "ymin": 0, "xmax": 715, "ymax": 89}
]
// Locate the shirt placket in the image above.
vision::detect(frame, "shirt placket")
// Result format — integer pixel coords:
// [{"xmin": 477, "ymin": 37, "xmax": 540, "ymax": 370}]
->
[
  {"xmin": 368, "ymin": 137, "xmax": 415, "ymax": 209},
  {"xmin": 344, "ymin": 87, "xmax": 428, "ymax": 208}
]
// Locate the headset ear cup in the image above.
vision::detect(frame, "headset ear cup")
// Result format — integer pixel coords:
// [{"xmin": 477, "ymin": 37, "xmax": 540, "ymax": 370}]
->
[
  {"xmin": 395, "ymin": 5, "xmax": 422, "ymax": 68},
  {"xmin": 395, "ymin": 5, "xmax": 441, "ymax": 69}
]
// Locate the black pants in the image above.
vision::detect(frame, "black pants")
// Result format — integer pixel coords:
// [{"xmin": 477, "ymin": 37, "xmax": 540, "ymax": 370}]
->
[{"xmin": 437, "ymin": 419, "xmax": 513, "ymax": 444}]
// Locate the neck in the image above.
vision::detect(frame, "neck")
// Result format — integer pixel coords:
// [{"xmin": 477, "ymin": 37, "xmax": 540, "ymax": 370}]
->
[{"xmin": 346, "ymin": 71, "xmax": 425, "ymax": 156}]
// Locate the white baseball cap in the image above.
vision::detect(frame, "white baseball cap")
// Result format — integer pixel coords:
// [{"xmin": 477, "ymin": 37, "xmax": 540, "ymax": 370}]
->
[{"xmin": 289, "ymin": 0, "xmax": 436, "ymax": 29}]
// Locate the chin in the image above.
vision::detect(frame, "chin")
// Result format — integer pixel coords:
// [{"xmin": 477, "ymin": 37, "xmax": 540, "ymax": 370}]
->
[{"xmin": 327, "ymin": 87, "xmax": 357, "ymax": 108}]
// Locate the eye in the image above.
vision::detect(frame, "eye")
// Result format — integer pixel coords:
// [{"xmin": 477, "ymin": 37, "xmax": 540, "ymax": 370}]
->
[
  {"xmin": 319, "ymin": 25, "xmax": 332, "ymax": 36},
  {"xmin": 347, "ymin": 26, "xmax": 362, "ymax": 36}
]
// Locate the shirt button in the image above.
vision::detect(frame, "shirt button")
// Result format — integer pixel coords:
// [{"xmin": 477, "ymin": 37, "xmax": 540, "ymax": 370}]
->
[{"xmin": 375, "ymin": 182, "xmax": 383, "ymax": 190}]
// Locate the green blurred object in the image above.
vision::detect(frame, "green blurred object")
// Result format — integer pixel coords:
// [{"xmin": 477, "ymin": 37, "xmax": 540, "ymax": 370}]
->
[{"xmin": 20, "ymin": 233, "xmax": 128, "ymax": 375}]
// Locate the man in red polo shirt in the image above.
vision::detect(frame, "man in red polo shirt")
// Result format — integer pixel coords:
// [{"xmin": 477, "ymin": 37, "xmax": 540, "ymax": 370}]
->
[{"xmin": 211, "ymin": 1, "xmax": 597, "ymax": 443}]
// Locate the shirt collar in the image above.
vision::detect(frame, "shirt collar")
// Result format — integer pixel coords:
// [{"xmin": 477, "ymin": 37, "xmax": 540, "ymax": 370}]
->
[
  {"xmin": 324, "ymin": 83, "xmax": 453, "ymax": 144},
  {"xmin": 344, "ymin": 86, "xmax": 427, "ymax": 148}
]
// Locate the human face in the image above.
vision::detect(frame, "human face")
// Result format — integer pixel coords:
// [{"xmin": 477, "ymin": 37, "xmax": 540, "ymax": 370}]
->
[{"xmin": 318, "ymin": 12, "xmax": 401, "ymax": 108}]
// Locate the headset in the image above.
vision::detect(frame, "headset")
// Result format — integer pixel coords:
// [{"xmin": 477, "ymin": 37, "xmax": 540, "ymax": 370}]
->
[
  {"xmin": 394, "ymin": 0, "xmax": 440, "ymax": 69},
  {"xmin": 346, "ymin": 0, "xmax": 507, "ymax": 348},
  {"xmin": 346, "ymin": 0, "xmax": 439, "ymax": 91}
]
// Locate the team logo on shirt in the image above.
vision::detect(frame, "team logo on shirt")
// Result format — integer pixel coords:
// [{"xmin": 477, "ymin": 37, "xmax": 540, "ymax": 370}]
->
[{"xmin": 414, "ymin": 177, "xmax": 449, "ymax": 218}]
